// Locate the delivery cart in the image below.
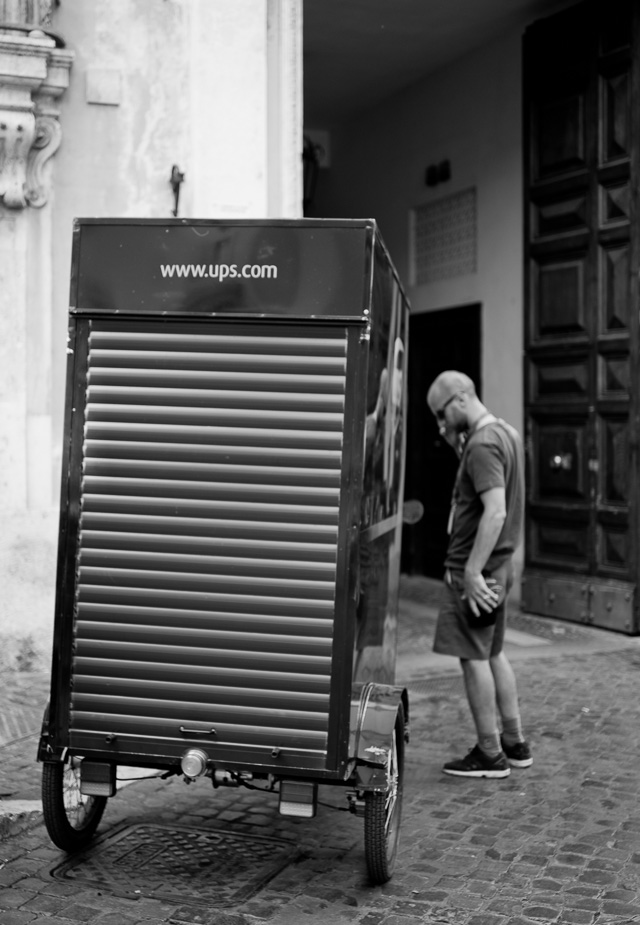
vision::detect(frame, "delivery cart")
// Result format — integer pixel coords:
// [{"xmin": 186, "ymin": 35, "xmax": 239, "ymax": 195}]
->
[{"xmin": 37, "ymin": 218, "xmax": 411, "ymax": 885}]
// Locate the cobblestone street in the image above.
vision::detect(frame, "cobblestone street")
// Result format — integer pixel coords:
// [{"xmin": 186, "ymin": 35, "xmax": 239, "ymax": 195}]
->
[{"xmin": 2, "ymin": 580, "xmax": 640, "ymax": 925}]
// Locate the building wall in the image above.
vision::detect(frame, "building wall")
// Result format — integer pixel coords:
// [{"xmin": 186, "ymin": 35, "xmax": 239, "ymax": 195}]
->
[
  {"xmin": 313, "ymin": 28, "xmax": 524, "ymax": 438},
  {"xmin": 45, "ymin": 0, "xmax": 301, "ymax": 498},
  {"xmin": 0, "ymin": 0, "xmax": 302, "ymax": 667}
]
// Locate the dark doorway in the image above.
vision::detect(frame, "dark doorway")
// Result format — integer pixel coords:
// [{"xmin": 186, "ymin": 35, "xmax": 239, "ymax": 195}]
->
[{"xmin": 401, "ymin": 304, "xmax": 482, "ymax": 577}]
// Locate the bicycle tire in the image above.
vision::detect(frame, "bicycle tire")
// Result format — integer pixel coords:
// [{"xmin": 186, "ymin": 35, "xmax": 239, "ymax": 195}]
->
[
  {"xmin": 42, "ymin": 760, "xmax": 107, "ymax": 852},
  {"xmin": 363, "ymin": 704, "xmax": 405, "ymax": 884}
]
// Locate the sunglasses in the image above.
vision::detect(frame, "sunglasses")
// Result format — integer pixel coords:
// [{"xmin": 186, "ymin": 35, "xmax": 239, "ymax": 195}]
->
[{"xmin": 435, "ymin": 392, "xmax": 459, "ymax": 422}]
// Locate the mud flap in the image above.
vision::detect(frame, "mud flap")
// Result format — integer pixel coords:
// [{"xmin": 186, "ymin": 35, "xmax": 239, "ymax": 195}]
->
[{"xmin": 349, "ymin": 682, "xmax": 409, "ymax": 791}]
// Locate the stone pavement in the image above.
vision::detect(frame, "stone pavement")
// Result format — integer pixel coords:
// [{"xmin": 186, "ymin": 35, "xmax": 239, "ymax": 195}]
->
[{"xmin": 2, "ymin": 578, "xmax": 640, "ymax": 925}]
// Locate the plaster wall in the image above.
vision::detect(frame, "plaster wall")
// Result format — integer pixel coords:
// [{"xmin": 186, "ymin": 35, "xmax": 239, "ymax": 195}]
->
[
  {"xmin": 49, "ymin": 0, "xmax": 282, "ymax": 489},
  {"xmin": 314, "ymin": 29, "xmax": 525, "ymax": 439},
  {"xmin": 0, "ymin": 0, "xmax": 301, "ymax": 663}
]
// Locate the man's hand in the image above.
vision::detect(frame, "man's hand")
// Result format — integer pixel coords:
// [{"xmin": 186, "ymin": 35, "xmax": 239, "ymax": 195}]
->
[
  {"xmin": 463, "ymin": 487, "xmax": 506, "ymax": 616},
  {"xmin": 463, "ymin": 570, "xmax": 500, "ymax": 617}
]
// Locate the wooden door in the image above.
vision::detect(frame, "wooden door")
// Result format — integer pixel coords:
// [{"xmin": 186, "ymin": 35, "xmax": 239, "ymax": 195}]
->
[
  {"xmin": 402, "ymin": 304, "xmax": 481, "ymax": 578},
  {"xmin": 522, "ymin": 0, "xmax": 639, "ymax": 632}
]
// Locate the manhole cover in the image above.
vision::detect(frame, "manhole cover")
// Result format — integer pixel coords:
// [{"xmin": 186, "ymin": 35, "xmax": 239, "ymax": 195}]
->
[{"xmin": 50, "ymin": 823, "xmax": 297, "ymax": 907}]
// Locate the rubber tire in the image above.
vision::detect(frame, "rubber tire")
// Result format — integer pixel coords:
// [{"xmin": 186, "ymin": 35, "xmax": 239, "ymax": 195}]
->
[
  {"xmin": 42, "ymin": 760, "xmax": 107, "ymax": 852},
  {"xmin": 364, "ymin": 705, "xmax": 405, "ymax": 885}
]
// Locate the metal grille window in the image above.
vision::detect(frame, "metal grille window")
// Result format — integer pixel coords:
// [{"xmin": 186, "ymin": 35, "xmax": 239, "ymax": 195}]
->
[
  {"xmin": 68, "ymin": 322, "xmax": 349, "ymax": 770},
  {"xmin": 412, "ymin": 187, "xmax": 477, "ymax": 284}
]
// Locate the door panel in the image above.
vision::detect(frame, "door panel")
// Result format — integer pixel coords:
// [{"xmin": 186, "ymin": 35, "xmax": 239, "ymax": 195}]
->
[
  {"xmin": 527, "ymin": 512, "xmax": 590, "ymax": 565},
  {"xmin": 600, "ymin": 415, "xmax": 628, "ymax": 503},
  {"xmin": 523, "ymin": 0, "xmax": 639, "ymax": 633},
  {"xmin": 599, "ymin": 351, "xmax": 630, "ymax": 396},
  {"xmin": 535, "ymin": 257, "xmax": 588, "ymax": 336},
  {"xmin": 536, "ymin": 421, "xmax": 587, "ymax": 501},
  {"xmin": 601, "ymin": 243, "xmax": 629, "ymax": 329},
  {"xmin": 535, "ymin": 95, "xmax": 587, "ymax": 178},
  {"xmin": 600, "ymin": 181, "xmax": 630, "ymax": 225},
  {"xmin": 601, "ymin": 71, "xmax": 630, "ymax": 161},
  {"xmin": 531, "ymin": 356, "xmax": 589, "ymax": 401},
  {"xmin": 535, "ymin": 195, "xmax": 588, "ymax": 237}
]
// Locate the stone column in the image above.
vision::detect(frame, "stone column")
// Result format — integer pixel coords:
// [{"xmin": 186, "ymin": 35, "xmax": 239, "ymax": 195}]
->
[
  {"xmin": 0, "ymin": 23, "xmax": 72, "ymax": 509},
  {"xmin": 266, "ymin": 0, "xmax": 303, "ymax": 218},
  {"xmin": 186, "ymin": 0, "xmax": 302, "ymax": 219}
]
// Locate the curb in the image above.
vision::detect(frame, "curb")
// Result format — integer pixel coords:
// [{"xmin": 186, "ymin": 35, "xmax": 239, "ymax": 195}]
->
[{"xmin": 0, "ymin": 801, "xmax": 43, "ymax": 841}]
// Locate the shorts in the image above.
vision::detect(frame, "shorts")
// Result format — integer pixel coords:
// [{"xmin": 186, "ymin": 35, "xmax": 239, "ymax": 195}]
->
[{"xmin": 432, "ymin": 561, "xmax": 513, "ymax": 661}]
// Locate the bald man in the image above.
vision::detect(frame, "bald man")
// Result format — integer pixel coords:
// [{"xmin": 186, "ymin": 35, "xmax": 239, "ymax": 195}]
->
[{"xmin": 426, "ymin": 371, "xmax": 531, "ymax": 778}]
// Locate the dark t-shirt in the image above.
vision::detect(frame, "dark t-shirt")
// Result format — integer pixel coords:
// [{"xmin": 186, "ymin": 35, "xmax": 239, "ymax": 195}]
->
[{"xmin": 445, "ymin": 419, "xmax": 524, "ymax": 572}]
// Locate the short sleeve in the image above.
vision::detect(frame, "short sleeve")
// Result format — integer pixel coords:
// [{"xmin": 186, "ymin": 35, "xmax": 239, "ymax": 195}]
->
[{"xmin": 466, "ymin": 439, "xmax": 505, "ymax": 495}]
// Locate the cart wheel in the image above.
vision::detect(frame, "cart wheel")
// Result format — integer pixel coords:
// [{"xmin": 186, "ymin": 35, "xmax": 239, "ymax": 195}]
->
[
  {"xmin": 364, "ymin": 705, "xmax": 405, "ymax": 885},
  {"xmin": 42, "ymin": 760, "xmax": 107, "ymax": 852}
]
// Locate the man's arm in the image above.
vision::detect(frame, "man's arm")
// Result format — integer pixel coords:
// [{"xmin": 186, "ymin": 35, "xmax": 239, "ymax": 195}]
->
[{"xmin": 464, "ymin": 486, "xmax": 506, "ymax": 616}]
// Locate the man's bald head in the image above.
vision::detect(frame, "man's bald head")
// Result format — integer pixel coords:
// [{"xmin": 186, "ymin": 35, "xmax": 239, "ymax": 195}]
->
[{"xmin": 427, "ymin": 370, "xmax": 476, "ymax": 413}]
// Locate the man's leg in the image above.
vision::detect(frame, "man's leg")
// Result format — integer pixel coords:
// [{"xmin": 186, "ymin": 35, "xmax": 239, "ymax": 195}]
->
[
  {"xmin": 460, "ymin": 658, "xmax": 501, "ymax": 757},
  {"xmin": 434, "ymin": 574, "xmax": 510, "ymax": 777},
  {"xmin": 441, "ymin": 657, "xmax": 510, "ymax": 777},
  {"xmin": 490, "ymin": 650, "xmax": 532, "ymax": 767},
  {"xmin": 490, "ymin": 650, "xmax": 521, "ymax": 726}
]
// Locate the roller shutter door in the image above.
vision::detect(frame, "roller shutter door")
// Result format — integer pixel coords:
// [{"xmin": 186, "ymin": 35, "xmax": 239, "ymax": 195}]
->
[{"xmin": 67, "ymin": 321, "xmax": 352, "ymax": 771}]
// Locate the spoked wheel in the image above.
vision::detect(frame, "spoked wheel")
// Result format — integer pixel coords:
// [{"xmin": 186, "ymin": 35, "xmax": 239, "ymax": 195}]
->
[
  {"xmin": 364, "ymin": 705, "xmax": 405, "ymax": 884},
  {"xmin": 42, "ymin": 759, "xmax": 107, "ymax": 852}
]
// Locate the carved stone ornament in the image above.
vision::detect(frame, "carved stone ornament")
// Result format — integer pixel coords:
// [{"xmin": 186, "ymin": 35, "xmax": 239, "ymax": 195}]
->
[
  {"xmin": 0, "ymin": 1, "xmax": 57, "ymax": 28},
  {"xmin": 0, "ymin": 28, "xmax": 72, "ymax": 210},
  {"xmin": 0, "ymin": 108, "xmax": 37, "ymax": 208},
  {"xmin": 24, "ymin": 111, "xmax": 60, "ymax": 205}
]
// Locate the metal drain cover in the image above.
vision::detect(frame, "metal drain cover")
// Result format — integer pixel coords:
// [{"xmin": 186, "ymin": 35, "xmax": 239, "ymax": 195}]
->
[{"xmin": 50, "ymin": 823, "xmax": 297, "ymax": 907}]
